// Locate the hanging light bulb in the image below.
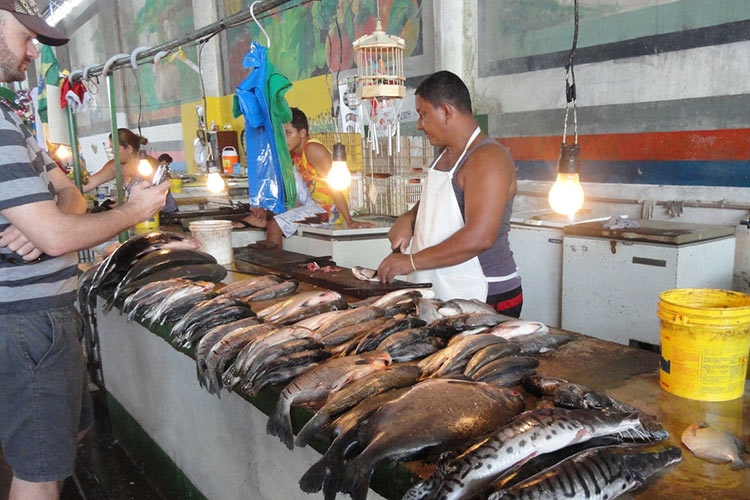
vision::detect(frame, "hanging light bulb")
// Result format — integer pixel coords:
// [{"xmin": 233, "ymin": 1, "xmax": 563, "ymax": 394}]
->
[
  {"xmin": 328, "ymin": 143, "xmax": 351, "ymax": 190},
  {"xmin": 55, "ymin": 144, "xmax": 71, "ymax": 161},
  {"xmin": 137, "ymin": 149, "xmax": 153, "ymax": 177},
  {"xmin": 206, "ymin": 169, "xmax": 226, "ymax": 193},
  {"xmin": 548, "ymin": 144, "xmax": 584, "ymax": 217}
]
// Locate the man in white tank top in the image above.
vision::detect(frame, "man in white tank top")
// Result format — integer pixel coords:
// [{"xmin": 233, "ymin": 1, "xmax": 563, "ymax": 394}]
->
[{"xmin": 377, "ymin": 71, "xmax": 521, "ymax": 314}]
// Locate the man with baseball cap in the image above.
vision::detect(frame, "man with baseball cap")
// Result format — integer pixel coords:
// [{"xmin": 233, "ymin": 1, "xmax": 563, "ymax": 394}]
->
[{"xmin": 0, "ymin": 2, "xmax": 169, "ymax": 498}]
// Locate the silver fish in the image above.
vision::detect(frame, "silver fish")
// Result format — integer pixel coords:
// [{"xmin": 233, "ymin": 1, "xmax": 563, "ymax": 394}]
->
[
  {"xmin": 438, "ymin": 298, "xmax": 497, "ymax": 316},
  {"xmin": 681, "ymin": 423, "xmax": 749, "ymax": 469},
  {"xmin": 204, "ymin": 323, "xmax": 277, "ymax": 395},
  {"xmin": 244, "ymin": 279, "xmax": 298, "ymax": 302},
  {"xmin": 407, "ymin": 408, "xmax": 647, "ymax": 500},
  {"xmin": 488, "ymin": 320, "xmax": 549, "ymax": 339},
  {"xmin": 233, "ymin": 326, "xmax": 318, "ymax": 386},
  {"xmin": 216, "ymin": 274, "xmax": 281, "ymax": 298},
  {"xmin": 195, "ymin": 317, "xmax": 262, "ymax": 388},
  {"xmin": 242, "ymin": 349, "xmax": 333, "ymax": 394},
  {"xmin": 371, "ymin": 288, "xmax": 435, "ymax": 308},
  {"xmin": 415, "ymin": 298, "xmax": 446, "ymax": 323},
  {"xmin": 352, "ymin": 266, "xmax": 379, "ymax": 281},
  {"xmin": 314, "ymin": 306, "xmax": 385, "ymax": 336},
  {"xmin": 319, "ymin": 317, "xmax": 390, "ymax": 348},
  {"xmin": 487, "ymin": 445, "xmax": 682, "ymax": 500},
  {"xmin": 267, "ymin": 351, "xmax": 391, "ymax": 450},
  {"xmin": 258, "ymin": 290, "xmax": 343, "ymax": 322}
]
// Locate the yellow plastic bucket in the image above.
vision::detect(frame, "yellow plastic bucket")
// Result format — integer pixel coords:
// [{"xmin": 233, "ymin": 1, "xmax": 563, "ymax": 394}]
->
[
  {"xmin": 134, "ymin": 213, "xmax": 159, "ymax": 235},
  {"xmin": 169, "ymin": 177, "xmax": 183, "ymax": 193},
  {"xmin": 658, "ymin": 288, "xmax": 750, "ymax": 401}
]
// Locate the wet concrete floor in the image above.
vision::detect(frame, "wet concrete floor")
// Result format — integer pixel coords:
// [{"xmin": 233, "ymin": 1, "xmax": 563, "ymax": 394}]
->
[{"xmin": 0, "ymin": 390, "xmax": 161, "ymax": 500}]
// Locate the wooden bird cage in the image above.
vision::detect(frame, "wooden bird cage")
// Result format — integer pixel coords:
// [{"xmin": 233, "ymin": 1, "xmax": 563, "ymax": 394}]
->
[{"xmin": 352, "ymin": 18, "xmax": 406, "ymax": 99}]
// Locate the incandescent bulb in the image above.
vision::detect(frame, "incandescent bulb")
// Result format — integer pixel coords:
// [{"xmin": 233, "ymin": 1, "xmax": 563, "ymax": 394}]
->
[
  {"xmin": 206, "ymin": 171, "xmax": 226, "ymax": 193},
  {"xmin": 327, "ymin": 143, "xmax": 351, "ymax": 190},
  {"xmin": 56, "ymin": 145, "xmax": 71, "ymax": 161},
  {"xmin": 548, "ymin": 172, "xmax": 584, "ymax": 217},
  {"xmin": 328, "ymin": 160, "xmax": 351, "ymax": 190},
  {"xmin": 137, "ymin": 158, "xmax": 153, "ymax": 177}
]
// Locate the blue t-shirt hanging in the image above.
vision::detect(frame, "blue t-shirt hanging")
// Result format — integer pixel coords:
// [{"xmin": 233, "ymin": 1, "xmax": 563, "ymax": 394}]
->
[{"xmin": 236, "ymin": 42, "xmax": 286, "ymax": 213}]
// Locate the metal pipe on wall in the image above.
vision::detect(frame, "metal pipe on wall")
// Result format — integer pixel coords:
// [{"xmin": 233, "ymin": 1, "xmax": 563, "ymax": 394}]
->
[
  {"xmin": 107, "ymin": 74, "xmax": 128, "ymax": 243},
  {"xmin": 65, "ymin": 105, "xmax": 82, "ymax": 192}
]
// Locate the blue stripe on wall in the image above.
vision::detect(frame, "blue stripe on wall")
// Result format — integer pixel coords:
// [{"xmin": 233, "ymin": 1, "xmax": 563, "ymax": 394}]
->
[{"xmin": 517, "ymin": 160, "xmax": 750, "ymax": 187}]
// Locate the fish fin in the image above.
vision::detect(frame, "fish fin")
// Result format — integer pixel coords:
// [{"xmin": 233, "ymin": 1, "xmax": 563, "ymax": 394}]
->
[
  {"xmin": 729, "ymin": 460, "xmax": 750, "ymax": 470},
  {"xmin": 267, "ymin": 398, "xmax": 294, "ymax": 450},
  {"xmin": 296, "ymin": 412, "xmax": 326, "ymax": 448},
  {"xmin": 299, "ymin": 457, "xmax": 329, "ymax": 493}
]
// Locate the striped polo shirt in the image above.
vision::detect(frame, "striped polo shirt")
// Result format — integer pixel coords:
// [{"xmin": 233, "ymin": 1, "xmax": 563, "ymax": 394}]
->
[{"xmin": 0, "ymin": 102, "xmax": 77, "ymax": 313}]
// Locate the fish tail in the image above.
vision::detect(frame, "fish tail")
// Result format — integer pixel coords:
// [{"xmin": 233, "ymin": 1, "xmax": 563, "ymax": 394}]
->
[
  {"xmin": 266, "ymin": 397, "xmax": 294, "ymax": 450},
  {"xmin": 295, "ymin": 412, "xmax": 327, "ymax": 448},
  {"xmin": 339, "ymin": 455, "xmax": 375, "ymax": 500},
  {"xmin": 299, "ymin": 457, "xmax": 329, "ymax": 493},
  {"xmin": 729, "ymin": 460, "xmax": 750, "ymax": 470}
]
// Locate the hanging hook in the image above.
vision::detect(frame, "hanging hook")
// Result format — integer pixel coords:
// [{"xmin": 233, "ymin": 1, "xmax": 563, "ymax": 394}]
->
[
  {"xmin": 130, "ymin": 46, "xmax": 151, "ymax": 70},
  {"xmin": 250, "ymin": 1, "xmax": 271, "ymax": 48}
]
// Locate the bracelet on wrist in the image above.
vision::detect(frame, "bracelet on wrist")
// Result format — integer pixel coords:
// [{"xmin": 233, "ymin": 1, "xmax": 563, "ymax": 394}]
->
[{"xmin": 409, "ymin": 253, "xmax": 418, "ymax": 272}]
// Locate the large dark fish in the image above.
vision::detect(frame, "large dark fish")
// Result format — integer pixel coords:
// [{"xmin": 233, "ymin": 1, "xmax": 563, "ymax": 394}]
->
[
  {"xmin": 300, "ymin": 379, "xmax": 524, "ymax": 500},
  {"xmin": 327, "ymin": 387, "xmax": 411, "ymax": 439},
  {"xmin": 245, "ymin": 362, "xmax": 321, "ymax": 396},
  {"xmin": 295, "ymin": 364, "xmax": 422, "ymax": 447},
  {"xmin": 195, "ymin": 317, "xmax": 263, "ymax": 388},
  {"xmin": 487, "ymin": 445, "xmax": 682, "ymax": 500},
  {"xmin": 407, "ymin": 408, "xmax": 646, "ymax": 500},
  {"xmin": 115, "ymin": 263, "xmax": 227, "ymax": 299},
  {"xmin": 177, "ymin": 305, "xmax": 257, "ymax": 348},
  {"xmin": 463, "ymin": 342, "xmax": 522, "ymax": 377},
  {"xmin": 267, "ymin": 352, "xmax": 391, "ymax": 450},
  {"xmin": 110, "ymin": 248, "xmax": 216, "ymax": 305},
  {"xmin": 217, "ymin": 274, "xmax": 282, "ymax": 298}
]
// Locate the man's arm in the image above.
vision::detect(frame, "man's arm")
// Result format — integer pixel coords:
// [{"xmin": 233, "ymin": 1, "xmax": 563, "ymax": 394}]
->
[
  {"xmin": 306, "ymin": 143, "xmax": 374, "ymax": 228},
  {"xmin": 48, "ymin": 166, "xmax": 86, "ymax": 214},
  {"xmin": 378, "ymin": 144, "xmax": 514, "ymax": 281},
  {"xmin": 0, "ymin": 181, "xmax": 169, "ymax": 257}
]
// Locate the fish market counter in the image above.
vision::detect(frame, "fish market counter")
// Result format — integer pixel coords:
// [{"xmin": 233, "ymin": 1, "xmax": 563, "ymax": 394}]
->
[{"xmin": 94, "ymin": 280, "xmax": 750, "ymax": 500}]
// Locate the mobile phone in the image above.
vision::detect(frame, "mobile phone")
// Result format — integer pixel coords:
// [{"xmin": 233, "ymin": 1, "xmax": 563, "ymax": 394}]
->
[{"xmin": 151, "ymin": 164, "xmax": 168, "ymax": 185}]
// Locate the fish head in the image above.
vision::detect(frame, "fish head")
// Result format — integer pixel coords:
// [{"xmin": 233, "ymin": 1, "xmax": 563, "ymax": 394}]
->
[{"xmin": 622, "ymin": 446, "xmax": 682, "ymax": 482}]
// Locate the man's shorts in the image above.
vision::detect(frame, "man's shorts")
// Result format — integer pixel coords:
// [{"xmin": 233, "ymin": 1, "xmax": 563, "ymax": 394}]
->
[{"xmin": 0, "ymin": 305, "xmax": 94, "ymax": 482}]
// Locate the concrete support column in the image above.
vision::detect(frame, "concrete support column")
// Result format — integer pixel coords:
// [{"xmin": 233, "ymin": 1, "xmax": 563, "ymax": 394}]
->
[
  {"xmin": 192, "ymin": 0, "xmax": 223, "ymax": 97},
  {"xmin": 433, "ymin": 0, "xmax": 466, "ymax": 78}
]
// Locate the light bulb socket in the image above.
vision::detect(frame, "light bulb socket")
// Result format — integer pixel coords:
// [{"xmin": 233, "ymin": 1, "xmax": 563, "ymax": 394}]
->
[
  {"xmin": 332, "ymin": 143, "xmax": 347, "ymax": 162},
  {"xmin": 556, "ymin": 143, "xmax": 581, "ymax": 175}
]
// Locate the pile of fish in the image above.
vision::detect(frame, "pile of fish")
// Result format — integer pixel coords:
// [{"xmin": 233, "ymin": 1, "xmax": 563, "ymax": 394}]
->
[{"xmin": 78, "ymin": 236, "xmax": 681, "ymax": 499}]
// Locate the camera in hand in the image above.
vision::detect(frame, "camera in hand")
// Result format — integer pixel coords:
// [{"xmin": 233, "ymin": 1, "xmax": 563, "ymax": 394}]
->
[{"xmin": 151, "ymin": 164, "xmax": 168, "ymax": 185}]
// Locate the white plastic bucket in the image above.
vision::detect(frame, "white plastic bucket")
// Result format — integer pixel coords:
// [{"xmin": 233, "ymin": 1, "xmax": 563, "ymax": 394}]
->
[{"xmin": 189, "ymin": 219, "xmax": 233, "ymax": 265}]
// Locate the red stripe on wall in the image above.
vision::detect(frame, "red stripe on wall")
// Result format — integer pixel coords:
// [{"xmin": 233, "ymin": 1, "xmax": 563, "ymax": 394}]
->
[{"xmin": 496, "ymin": 128, "xmax": 750, "ymax": 162}]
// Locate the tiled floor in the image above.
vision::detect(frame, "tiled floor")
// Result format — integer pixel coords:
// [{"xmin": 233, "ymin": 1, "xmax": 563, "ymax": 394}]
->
[{"xmin": 1, "ymin": 390, "xmax": 162, "ymax": 500}]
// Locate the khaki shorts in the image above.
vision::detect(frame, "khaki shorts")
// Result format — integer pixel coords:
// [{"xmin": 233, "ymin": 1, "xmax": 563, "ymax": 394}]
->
[{"xmin": 0, "ymin": 306, "xmax": 94, "ymax": 482}]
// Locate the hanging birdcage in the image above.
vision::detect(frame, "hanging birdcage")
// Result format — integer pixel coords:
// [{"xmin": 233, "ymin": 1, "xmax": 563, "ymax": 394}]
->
[{"xmin": 352, "ymin": 18, "xmax": 406, "ymax": 99}]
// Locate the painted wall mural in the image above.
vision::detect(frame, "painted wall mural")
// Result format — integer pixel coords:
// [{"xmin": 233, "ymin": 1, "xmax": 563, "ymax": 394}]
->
[
  {"xmin": 224, "ymin": 0, "xmax": 423, "ymax": 90},
  {"xmin": 120, "ymin": 0, "xmax": 201, "ymax": 123}
]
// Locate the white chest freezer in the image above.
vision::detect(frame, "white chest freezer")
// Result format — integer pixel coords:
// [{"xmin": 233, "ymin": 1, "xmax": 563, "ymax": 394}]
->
[{"xmin": 561, "ymin": 219, "xmax": 736, "ymax": 346}]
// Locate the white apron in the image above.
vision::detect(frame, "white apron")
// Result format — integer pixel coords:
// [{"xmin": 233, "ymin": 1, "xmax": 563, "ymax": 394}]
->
[{"xmin": 409, "ymin": 127, "xmax": 488, "ymax": 301}]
